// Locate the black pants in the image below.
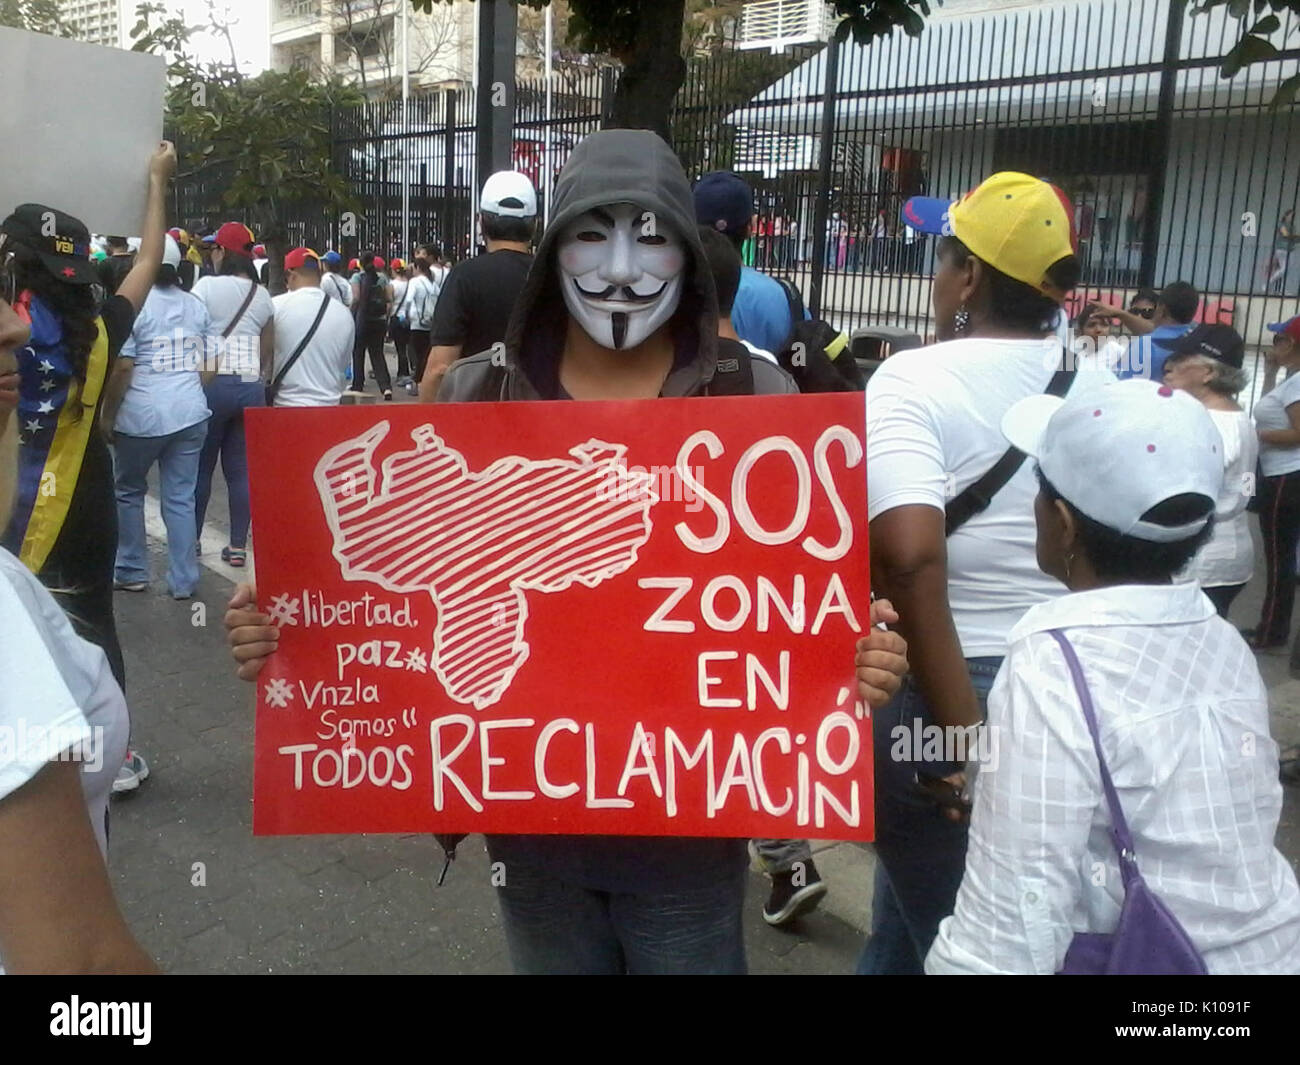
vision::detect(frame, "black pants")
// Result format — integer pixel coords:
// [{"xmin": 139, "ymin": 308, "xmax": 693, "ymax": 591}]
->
[
  {"xmin": 41, "ymin": 435, "xmax": 127, "ymax": 691},
  {"xmin": 1204, "ymin": 583, "xmax": 1245, "ymax": 620},
  {"xmin": 352, "ymin": 319, "xmax": 391, "ymax": 393},
  {"xmin": 1254, "ymin": 472, "xmax": 1300, "ymax": 644},
  {"xmin": 410, "ymin": 330, "xmax": 432, "ymax": 387},
  {"xmin": 389, "ymin": 320, "xmax": 411, "ymax": 378}
]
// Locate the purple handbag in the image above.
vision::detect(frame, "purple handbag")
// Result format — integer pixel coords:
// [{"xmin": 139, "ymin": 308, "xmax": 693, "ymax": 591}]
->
[{"xmin": 1049, "ymin": 629, "xmax": 1208, "ymax": 975}]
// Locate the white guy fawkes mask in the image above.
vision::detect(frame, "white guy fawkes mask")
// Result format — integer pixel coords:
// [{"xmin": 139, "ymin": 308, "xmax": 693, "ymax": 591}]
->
[{"xmin": 556, "ymin": 202, "xmax": 686, "ymax": 350}]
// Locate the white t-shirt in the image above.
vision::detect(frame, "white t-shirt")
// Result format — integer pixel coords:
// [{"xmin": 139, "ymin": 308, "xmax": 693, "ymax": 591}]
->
[
  {"xmin": 867, "ymin": 336, "xmax": 1091, "ymax": 657},
  {"xmin": 321, "ymin": 272, "xmax": 352, "ymax": 308},
  {"xmin": 390, "ymin": 277, "xmax": 408, "ymax": 313},
  {"xmin": 1254, "ymin": 372, "xmax": 1300, "ymax": 477},
  {"xmin": 270, "ymin": 286, "xmax": 356, "ymax": 407},
  {"xmin": 0, "ymin": 547, "xmax": 128, "ymax": 972},
  {"xmin": 191, "ymin": 275, "xmax": 275, "ymax": 382},
  {"xmin": 1184, "ymin": 408, "xmax": 1258, "ymax": 588}
]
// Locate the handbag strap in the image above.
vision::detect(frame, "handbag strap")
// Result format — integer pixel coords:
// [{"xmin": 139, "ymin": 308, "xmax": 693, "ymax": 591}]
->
[
  {"xmin": 268, "ymin": 292, "xmax": 330, "ymax": 404},
  {"xmin": 222, "ymin": 278, "xmax": 258, "ymax": 339},
  {"xmin": 1047, "ymin": 629, "xmax": 1139, "ymax": 886},
  {"xmin": 945, "ymin": 353, "xmax": 1075, "ymax": 537}
]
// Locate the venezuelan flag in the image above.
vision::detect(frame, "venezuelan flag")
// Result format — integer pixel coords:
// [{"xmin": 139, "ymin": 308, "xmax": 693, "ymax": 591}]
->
[{"xmin": 2, "ymin": 291, "xmax": 108, "ymax": 573}]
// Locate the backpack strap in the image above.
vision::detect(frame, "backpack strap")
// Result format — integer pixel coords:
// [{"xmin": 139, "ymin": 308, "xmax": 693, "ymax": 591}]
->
[
  {"xmin": 707, "ymin": 340, "xmax": 755, "ymax": 397},
  {"xmin": 944, "ymin": 352, "xmax": 1075, "ymax": 537},
  {"xmin": 222, "ymin": 279, "xmax": 258, "ymax": 339},
  {"xmin": 475, "ymin": 359, "xmax": 509, "ymax": 402},
  {"xmin": 267, "ymin": 292, "xmax": 330, "ymax": 405},
  {"xmin": 776, "ymin": 277, "xmax": 806, "ymax": 353}
]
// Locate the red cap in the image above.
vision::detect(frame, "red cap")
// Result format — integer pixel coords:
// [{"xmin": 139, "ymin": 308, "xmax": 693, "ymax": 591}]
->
[
  {"xmin": 214, "ymin": 221, "xmax": 255, "ymax": 256},
  {"xmin": 348, "ymin": 257, "xmax": 359, "ymax": 270},
  {"xmin": 1268, "ymin": 316, "xmax": 1300, "ymax": 342},
  {"xmin": 284, "ymin": 246, "xmax": 321, "ymax": 271},
  {"xmin": 372, "ymin": 255, "xmax": 386, "ymax": 269},
  {"xmin": 167, "ymin": 227, "xmax": 182, "ymax": 240},
  {"xmin": 253, "ymin": 243, "xmax": 266, "ymax": 257}
]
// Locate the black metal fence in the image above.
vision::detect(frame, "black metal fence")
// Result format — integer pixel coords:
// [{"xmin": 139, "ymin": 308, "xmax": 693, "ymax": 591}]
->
[{"xmin": 175, "ymin": 0, "xmax": 1300, "ymax": 347}]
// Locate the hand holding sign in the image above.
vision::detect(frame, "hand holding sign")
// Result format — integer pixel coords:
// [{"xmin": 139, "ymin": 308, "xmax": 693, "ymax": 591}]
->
[
  {"xmin": 226, "ymin": 584, "xmax": 280, "ymax": 681},
  {"xmin": 856, "ymin": 599, "xmax": 906, "ymax": 709},
  {"xmin": 150, "ymin": 141, "xmax": 178, "ymax": 183}
]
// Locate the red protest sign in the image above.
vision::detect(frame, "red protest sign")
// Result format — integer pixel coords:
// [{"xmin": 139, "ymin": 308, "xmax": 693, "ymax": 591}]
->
[{"xmin": 244, "ymin": 394, "xmax": 871, "ymax": 840}]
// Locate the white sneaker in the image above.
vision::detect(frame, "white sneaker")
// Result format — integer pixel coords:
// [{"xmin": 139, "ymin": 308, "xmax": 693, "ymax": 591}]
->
[{"xmin": 112, "ymin": 749, "xmax": 150, "ymax": 793}]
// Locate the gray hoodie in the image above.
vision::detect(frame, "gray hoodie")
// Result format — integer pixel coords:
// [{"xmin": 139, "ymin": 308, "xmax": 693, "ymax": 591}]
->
[
  {"xmin": 441, "ymin": 130, "xmax": 792, "ymax": 894},
  {"xmin": 438, "ymin": 128, "xmax": 796, "ymax": 401}
]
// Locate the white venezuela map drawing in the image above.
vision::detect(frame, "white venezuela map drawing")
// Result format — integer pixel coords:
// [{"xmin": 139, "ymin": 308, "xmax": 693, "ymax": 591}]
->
[{"xmin": 314, "ymin": 421, "xmax": 658, "ymax": 709}]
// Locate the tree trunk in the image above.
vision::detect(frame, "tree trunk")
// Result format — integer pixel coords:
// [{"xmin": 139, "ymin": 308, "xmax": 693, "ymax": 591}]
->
[
  {"xmin": 259, "ymin": 215, "xmax": 290, "ymax": 295},
  {"xmin": 606, "ymin": 0, "xmax": 687, "ymax": 142}
]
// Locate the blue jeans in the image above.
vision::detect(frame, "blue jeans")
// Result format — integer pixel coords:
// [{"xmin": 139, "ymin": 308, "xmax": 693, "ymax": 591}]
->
[
  {"xmin": 196, "ymin": 374, "xmax": 263, "ymax": 549},
  {"xmin": 491, "ymin": 856, "xmax": 747, "ymax": 974},
  {"xmin": 113, "ymin": 419, "xmax": 208, "ymax": 596},
  {"xmin": 856, "ymin": 656, "xmax": 1003, "ymax": 975}
]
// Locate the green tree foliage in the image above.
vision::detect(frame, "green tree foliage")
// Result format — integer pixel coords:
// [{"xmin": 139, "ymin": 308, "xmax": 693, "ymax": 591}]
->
[
  {"xmin": 130, "ymin": 2, "xmax": 363, "ymax": 291},
  {"xmin": 412, "ymin": 0, "xmax": 941, "ymax": 138},
  {"xmin": 1198, "ymin": 0, "xmax": 1300, "ymax": 108},
  {"xmin": 0, "ymin": 0, "xmax": 68, "ymax": 35}
]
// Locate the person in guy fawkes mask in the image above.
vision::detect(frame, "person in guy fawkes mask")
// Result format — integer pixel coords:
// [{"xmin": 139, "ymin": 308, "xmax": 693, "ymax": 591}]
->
[
  {"xmin": 436, "ymin": 130, "xmax": 904, "ymax": 972},
  {"xmin": 437, "ymin": 129, "xmax": 797, "ymax": 403},
  {"xmin": 223, "ymin": 129, "xmax": 909, "ymax": 977},
  {"xmin": 227, "ymin": 128, "xmax": 909, "ymax": 974}
]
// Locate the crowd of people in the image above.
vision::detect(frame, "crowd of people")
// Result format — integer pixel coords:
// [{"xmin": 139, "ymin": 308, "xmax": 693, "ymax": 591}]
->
[{"xmin": 2, "ymin": 130, "xmax": 1300, "ymax": 975}]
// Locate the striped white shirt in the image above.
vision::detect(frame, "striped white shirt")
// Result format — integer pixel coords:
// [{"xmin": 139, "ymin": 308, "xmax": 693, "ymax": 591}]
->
[{"xmin": 927, "ymin": 581, "xmax": 1300, "ymax": 975}]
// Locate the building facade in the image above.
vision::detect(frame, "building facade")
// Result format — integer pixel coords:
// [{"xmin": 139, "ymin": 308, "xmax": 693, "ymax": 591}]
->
[
  {"xmin": 270, "ymin": 0, "xmax": 480, "ymax": 95},
  {"xmin": 56, "ymin": 0, "xmax": 129, "ymax": 48}
]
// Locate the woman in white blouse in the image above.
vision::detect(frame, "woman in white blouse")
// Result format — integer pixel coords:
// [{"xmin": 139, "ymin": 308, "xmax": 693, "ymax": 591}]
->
[
  {"xmin": 1161, "ymin": 324, "xmax": 1257, "ymax": 618},
  {"xmin": 110, "ymin": 235, "xmax": 213, "ymax": 599},
  {"xmin": 927, "ymin": 378, "xmax": 1300, "ymax": 975},
  {"xmin": 1244, "ymin": 315, "xmax": 1300, "ymax": 650}
]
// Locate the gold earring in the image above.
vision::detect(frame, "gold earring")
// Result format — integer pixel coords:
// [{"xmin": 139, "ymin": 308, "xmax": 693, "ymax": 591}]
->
[{"xmin": 1064, "ymin": 550, "xmax": 1075, "ymax": 583}]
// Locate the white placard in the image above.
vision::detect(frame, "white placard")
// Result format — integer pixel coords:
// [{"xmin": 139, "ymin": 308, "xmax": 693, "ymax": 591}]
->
[{"xmin": 0, "ymin": 26, "xmax": 165, "ymax": 236}]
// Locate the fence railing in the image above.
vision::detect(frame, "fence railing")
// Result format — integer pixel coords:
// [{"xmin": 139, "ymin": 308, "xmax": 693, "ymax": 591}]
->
[{"xmin": 175, "ymin": 0, "xmax": 1300, "ymax": 344}]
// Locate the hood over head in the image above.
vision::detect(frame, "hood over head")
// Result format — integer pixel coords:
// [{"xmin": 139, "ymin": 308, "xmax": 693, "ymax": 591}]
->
[{"xmin": 504, "ymin": 129, "xmax": 719, "ymax": 397}]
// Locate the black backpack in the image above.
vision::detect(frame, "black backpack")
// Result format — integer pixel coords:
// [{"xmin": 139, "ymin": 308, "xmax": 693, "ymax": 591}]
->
[
  {"xmin": 361, "ymin": 274, "xmax": 387, "ymax": 320},
  {"xmin": 772, "ymin": 277, "xmax": 864, "ymax": 393}
]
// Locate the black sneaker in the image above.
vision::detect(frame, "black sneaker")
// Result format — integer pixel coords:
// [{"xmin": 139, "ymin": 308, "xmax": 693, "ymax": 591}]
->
[{"xmin": 762, "ymin": 859, "xmax": 828, "ymax": 927}]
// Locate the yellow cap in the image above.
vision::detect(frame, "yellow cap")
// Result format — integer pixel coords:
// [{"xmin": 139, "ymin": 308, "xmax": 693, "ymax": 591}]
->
[{"xmin": 949, "ymin": 172, "xmax": 1077, "ymax": 301}]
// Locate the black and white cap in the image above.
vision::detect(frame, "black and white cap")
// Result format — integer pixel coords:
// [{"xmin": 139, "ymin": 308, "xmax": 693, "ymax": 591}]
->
[{"xmin": 479, "ymin": 170, "xmax": 538, "ymax": 218}]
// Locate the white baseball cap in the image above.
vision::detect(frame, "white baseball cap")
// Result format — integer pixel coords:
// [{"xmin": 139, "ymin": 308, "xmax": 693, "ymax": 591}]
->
[
  {"xmin": 162, "ymin": 234, "xmax": 182, "ymax": 269},
  {"xmin": 479, "ymin": 170, "xmax": 538, "ymax": 218},
  {"xmin": 1000, "ymin": 377, "xmax": 1223, "ymax": 543}
]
